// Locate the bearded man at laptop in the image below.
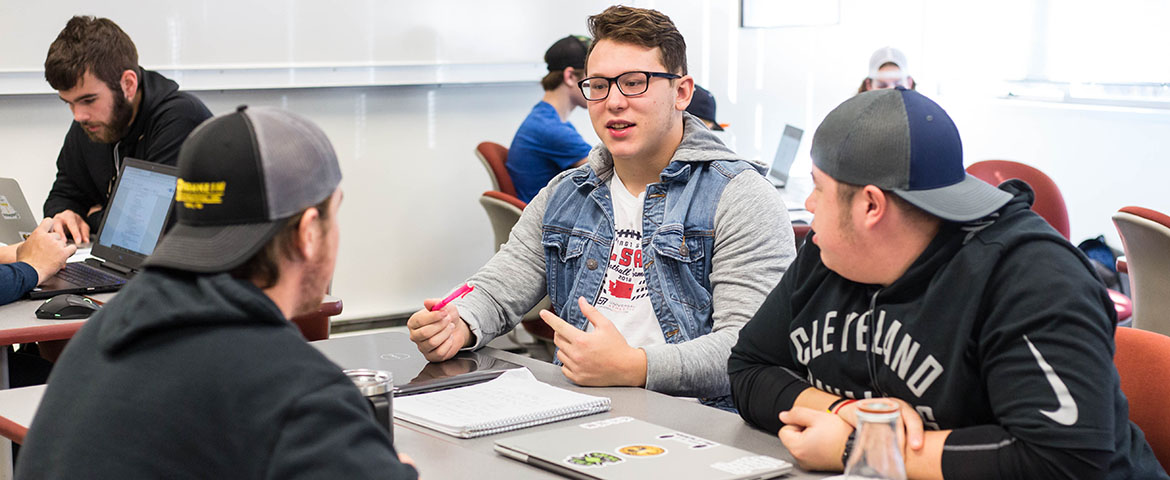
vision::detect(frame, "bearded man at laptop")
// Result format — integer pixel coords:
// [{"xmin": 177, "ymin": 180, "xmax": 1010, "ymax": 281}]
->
[{"xmin": 42, "ymin": 16, "xmax": 211, "ymax": 244}]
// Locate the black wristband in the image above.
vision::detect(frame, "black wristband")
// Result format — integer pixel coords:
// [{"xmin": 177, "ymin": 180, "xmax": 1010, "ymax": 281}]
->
[
  {"xmin": 827, "ymin": 397, "xmax": 849, "ymax": 413},
  {"xmin": 841, "ymin": 428, "xmax": 857, "ymax": 469}
]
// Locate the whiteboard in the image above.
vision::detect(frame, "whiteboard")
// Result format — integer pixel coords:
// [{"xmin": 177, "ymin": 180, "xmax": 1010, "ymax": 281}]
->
[{"xmin": 0, "ymin": 0, "xmax": 616, "ymax": 93}]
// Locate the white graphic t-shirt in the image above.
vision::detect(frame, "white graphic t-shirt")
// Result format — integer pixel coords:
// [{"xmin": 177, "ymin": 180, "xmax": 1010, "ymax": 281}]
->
[{"xmin": 589, "ymin": 173, "xmax": 667, "ymax": 348}]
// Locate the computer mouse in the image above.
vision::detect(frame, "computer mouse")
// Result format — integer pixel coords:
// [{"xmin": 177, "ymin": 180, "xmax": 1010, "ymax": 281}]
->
[{"xmin": 35, "ymin": 294, "xmax": 103, "ymax": 320}]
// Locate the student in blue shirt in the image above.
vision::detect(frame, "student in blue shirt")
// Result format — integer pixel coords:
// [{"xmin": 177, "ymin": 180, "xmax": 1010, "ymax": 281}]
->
[{"xmin": 507, "ymin": 35, "xmax": 595, "ymax": 203}]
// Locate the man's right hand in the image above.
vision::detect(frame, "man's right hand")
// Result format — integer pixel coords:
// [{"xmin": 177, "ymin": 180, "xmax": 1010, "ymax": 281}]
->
[
  {"xmin": 17, "ymin": 219, "xmax": 77, "ymax": 285},
  {"xmin": 407, "ymin": 299, "xmax": 473, "ymax": 362},
  {"xmin": 50, "ymin": 209, "xmax": 91, "ymax": 244}
]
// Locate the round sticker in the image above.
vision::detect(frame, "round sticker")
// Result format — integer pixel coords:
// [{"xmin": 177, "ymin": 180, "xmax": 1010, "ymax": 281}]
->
[{"xmin": 618, "ymin": 445, "xmax": 666, "ymax": 456}]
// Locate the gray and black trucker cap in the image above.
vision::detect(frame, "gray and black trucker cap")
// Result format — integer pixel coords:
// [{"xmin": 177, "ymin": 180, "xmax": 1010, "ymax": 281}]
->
[
  {"xmin": 811, "ymin": 87, "xmax": 1011, "ymax": 222},
  {"xmin": 145, "ymin": 105, "xmax": 341, "ymax": 273}
]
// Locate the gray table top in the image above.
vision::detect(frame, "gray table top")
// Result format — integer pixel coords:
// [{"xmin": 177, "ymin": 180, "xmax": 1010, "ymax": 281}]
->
[
  {"xmin": 0, "ymin": 337, "xmax": 829, "ymax": 479},
  {"xmin": 395, "ymin": 347, "xmax": 829, "ymax": 479}
]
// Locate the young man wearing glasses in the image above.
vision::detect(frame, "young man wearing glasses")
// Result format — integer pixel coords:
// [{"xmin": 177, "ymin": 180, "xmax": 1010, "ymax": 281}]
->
[{"xmin": 408, "ymin": 5, "xmax": 795, "ymax": 409}]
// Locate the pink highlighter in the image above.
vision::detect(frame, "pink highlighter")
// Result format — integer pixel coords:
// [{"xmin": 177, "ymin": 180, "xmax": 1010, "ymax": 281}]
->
[{"xmin": 431, "ymin": 284, "xmax": 474, "ymax": 311}]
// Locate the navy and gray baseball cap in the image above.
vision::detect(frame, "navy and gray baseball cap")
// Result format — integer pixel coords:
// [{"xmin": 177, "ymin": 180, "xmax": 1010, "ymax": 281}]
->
[
  {"xmin": 811, "ymin": 87, "xmax": 1010, "ymax": 222},
  {"xmin": 145, "ymin": 105, "xmax": 342, "ymax": 273}
]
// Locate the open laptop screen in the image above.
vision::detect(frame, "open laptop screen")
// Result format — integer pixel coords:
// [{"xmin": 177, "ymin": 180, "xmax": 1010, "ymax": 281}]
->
[
  {"xmin": 768, "ymin": 125, "xmax": 804, "ymax": 186},
  {"xmin": 92, "ymin": 158, "xmax": 177, "ymax": 266}
]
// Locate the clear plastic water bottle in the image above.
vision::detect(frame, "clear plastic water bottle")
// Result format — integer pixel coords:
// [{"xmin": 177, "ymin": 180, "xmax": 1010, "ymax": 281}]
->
[{"xmin": 843, "ymin": 399, "xmax": 907, "ymax": 480}]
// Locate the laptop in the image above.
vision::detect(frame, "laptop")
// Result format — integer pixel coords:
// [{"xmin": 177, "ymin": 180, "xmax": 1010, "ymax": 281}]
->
[
  {"xmin": 767, "ymin": 124, "xmax": 803, "ymax": 188},
  {"xmin": 495, "ymin": 416, "xmax": 793, "ymax": 480},
  {"xmin": 311, "ymin": 331, "xmax": 524, "ymax": 396},
  {"xmin": 29, "ymin": 158, "xmax": 178, "ymax": 300},
  {"xmin": 0, "ymin": 178, "xmax": 40, "ymax": 245}
]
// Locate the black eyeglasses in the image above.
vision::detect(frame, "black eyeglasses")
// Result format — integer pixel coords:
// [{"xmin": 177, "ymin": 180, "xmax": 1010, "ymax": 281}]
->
[{"xmin": 578, "ymin": 71, "xmax": 682, "ymax": 101}]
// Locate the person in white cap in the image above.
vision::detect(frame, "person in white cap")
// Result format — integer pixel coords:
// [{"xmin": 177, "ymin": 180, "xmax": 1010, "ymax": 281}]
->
[{"xmin": 857, "ymin": 46, "xmax": 915, "ymax": 94}]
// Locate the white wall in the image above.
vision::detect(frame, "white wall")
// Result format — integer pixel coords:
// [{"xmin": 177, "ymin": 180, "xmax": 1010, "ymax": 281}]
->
[{"xmin": 0, "ymin": 0, "xmax": 1163, "ymax": 320}]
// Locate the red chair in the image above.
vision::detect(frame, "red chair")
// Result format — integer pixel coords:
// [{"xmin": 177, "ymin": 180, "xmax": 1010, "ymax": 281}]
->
[
  {"xmin": 1113, "ymin": 207, "xmax": 1170, "ymax": 336},
  {"xmin": 793, "ymin": 224, "xmax": 811, "ymax": 248},
  {"xmin": 967, "ymin": 160, "xmax": 1132, "ymax": 322},
  {"xmin": 289, "ymin": 295, "xmax": 342, "ymax": 341},
  {"xmin": 475, "ymin": 142, "xmax": 518, "ymax": 199},
  {"xmin": 966, "ymin": 160, "xmax": 1070, "ymax": 238},
  {"xmin": 1114, "ymin": 326, "xmax": 1170, "ymax": 467},
  {"xmin": 479, "ymin": 191, "xmax": 528, "ymax": 252}
]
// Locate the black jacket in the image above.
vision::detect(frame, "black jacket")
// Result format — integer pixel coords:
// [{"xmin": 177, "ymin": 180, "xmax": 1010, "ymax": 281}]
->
[
  {"xmin": 43, "ymin": 69, "xmax": 212, "ymax": 233},
  {"xmin": 728, "ymin": 181, "xmax": 1167, "ymax": 480},
  {"xmin": 16, "ymin": 269, "xmax": 418, "ymax": 479}
]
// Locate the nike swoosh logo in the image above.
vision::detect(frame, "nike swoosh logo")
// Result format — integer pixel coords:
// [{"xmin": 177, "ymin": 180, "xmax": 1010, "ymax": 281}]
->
[{"xmin": 1024, "ymin": 335, "xmax": 1078, "ymax": 426}]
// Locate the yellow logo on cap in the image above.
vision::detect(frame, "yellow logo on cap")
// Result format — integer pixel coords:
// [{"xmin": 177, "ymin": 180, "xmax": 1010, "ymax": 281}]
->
[{"xmin": 176, "ymin": 179, "xmax": 226, "ymax": 209}]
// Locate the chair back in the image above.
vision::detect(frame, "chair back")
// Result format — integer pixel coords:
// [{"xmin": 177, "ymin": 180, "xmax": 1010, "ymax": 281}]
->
[
  {"xmin": 966, "ymin": 160, "xmax": 1071, "ymax": 239},
  {"xmin": 793, "ymin": 224, "xmax": 811, "ymax": 249},
  {"xmin": 289, "ymin": 295, "xmax": 343, "ymax": 341},
  {"xmin": 479, "ymin": 191, "xmax": 526, "ymax": 252},
  {"xmin": 1114, "ymin": 326, "xmax": 1170, "ymax": 467},
  {"xmin": 1113, "ymin": 207, "xmax": 1170, "ymax": 334},
  {"xmin": 475, "ymin": 142, "xmax": 517, "ymax": 198},
  {"xmin": 477, "ymin": 191, "xmax": 554, "ymax": 342}
]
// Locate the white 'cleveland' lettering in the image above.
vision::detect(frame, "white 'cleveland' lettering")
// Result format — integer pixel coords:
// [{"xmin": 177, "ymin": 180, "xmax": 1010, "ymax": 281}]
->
[{"xmin": 791, "ymin": 309, "xmax": 944, "ymax": 398}]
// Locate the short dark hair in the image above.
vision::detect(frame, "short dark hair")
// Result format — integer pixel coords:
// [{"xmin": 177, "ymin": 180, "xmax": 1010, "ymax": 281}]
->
[
  {"xmin": 44, "ymin": 16, "xmax": 138, "ymax": 93},
  {"xmin": 586, "ymin": 6, "xmax": 687, "ymax": 76},
  {"xmin": 230, "ymin": 195, "xmax": 333, "ymax": 289},
  {"xmin": 541, "ymin": 68, "xmax": 584, "ymax": 91}
]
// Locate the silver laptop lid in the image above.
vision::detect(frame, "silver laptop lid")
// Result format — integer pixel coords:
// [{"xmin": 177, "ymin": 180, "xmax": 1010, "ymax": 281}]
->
[
  {"xmin": 768, "ymin": 125, "xmax": 804, "ymax": 187},
  {"xmin": 0, "ymin": 178, "xmax": 40, "ymax": 245},
  {"xmin": 311, "ymin": 332, "xmax": 523, "ymax": 395},
  {"xmin": 495, "ymin": 416, "xmax": 792, "ymax": 480}
]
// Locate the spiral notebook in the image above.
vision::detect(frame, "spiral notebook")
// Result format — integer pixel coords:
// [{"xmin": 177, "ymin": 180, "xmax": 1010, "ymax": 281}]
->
[{"xmin": 393, "ymin": 368, "xmax": 611, "ymax": 438}]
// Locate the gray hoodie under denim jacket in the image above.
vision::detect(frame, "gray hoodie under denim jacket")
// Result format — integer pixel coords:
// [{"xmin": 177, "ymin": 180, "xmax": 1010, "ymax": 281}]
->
[{"xmin": 455, "ymin": 114, "xmax": 796, "ymax": 408}]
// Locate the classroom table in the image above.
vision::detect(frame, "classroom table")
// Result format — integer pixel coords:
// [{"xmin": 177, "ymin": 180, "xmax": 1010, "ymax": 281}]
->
[
  {"xmin": 0, "ymin": 339, "xmax": 830, "ymax": 479},
  {"xmin": 370, "ymin": 345, "xmax": 830, "ymax": 479}
]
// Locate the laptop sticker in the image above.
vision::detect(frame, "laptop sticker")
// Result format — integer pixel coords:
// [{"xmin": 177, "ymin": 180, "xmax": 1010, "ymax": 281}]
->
[
  {"xmin": 657, "ymin": 432, "xmax": 720, "ymax": 449},
  {"xmin": 0, "ymin": 195, "xmax": 18, "ymax": 219},
  {"xmin": 19, "ymin": 231, "xmax": 32, "ymax": 240},
  {"xmin": 566, "ymin": 452, "xmax": 623, "ymax": 467},
  {"xmin": 710, "ymin": 455, "xmax": 790, "ymax": 475},
  {"xmin": 617, "ymin": 445, "xmax": 667, "ymax": 457},
  {"xmin": 579, "ymin": 416, "xmax": 635, "ymax": 430}
]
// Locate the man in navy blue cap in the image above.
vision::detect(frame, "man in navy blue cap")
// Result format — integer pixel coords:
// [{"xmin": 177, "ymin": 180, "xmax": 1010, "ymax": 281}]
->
[
  {"xmin": 728, "ymin": 88, "xmax": 1167, "ymax": 479},
  {"xmin": 686, "ymin": 85, "xmax": 724, "ymax": 131}
]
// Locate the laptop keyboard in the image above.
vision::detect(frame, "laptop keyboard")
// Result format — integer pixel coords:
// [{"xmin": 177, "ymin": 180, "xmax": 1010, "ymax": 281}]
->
[{"xmin": 57, "ymin": 263, "xmax": 127, "ymax": 286}]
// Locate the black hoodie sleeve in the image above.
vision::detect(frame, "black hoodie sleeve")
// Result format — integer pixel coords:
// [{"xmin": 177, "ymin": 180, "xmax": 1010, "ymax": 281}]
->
[
  {"xmin": 940, "ymin": 240, "xmax": 1119, "ymax": 479},
  {"xmin": 729, "ymin": 246, "xmax": 814, "ymax": 433},
  {"xmin": 44, "ymin": 131, "xmax": 98, "ymax": 220},
  {"xmin": 266, "ymin": 380, "xmax": 418, "ymax": 480}
]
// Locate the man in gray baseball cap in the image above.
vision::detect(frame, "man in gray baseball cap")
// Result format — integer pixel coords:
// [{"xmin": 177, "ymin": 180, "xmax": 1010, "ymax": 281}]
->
[
  {"xmin": 729, "ymin": 88, "xmax": 1166, "ymax": 478},
  {"xmin": 18, "ymin": 106, "xmax": 419, "ymax": 479}
]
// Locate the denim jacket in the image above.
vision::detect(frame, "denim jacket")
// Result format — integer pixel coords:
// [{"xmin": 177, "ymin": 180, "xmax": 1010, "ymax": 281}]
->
[{"xmin": 457, "ymin": 114, "xmax": 796, "ymax": 407}]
